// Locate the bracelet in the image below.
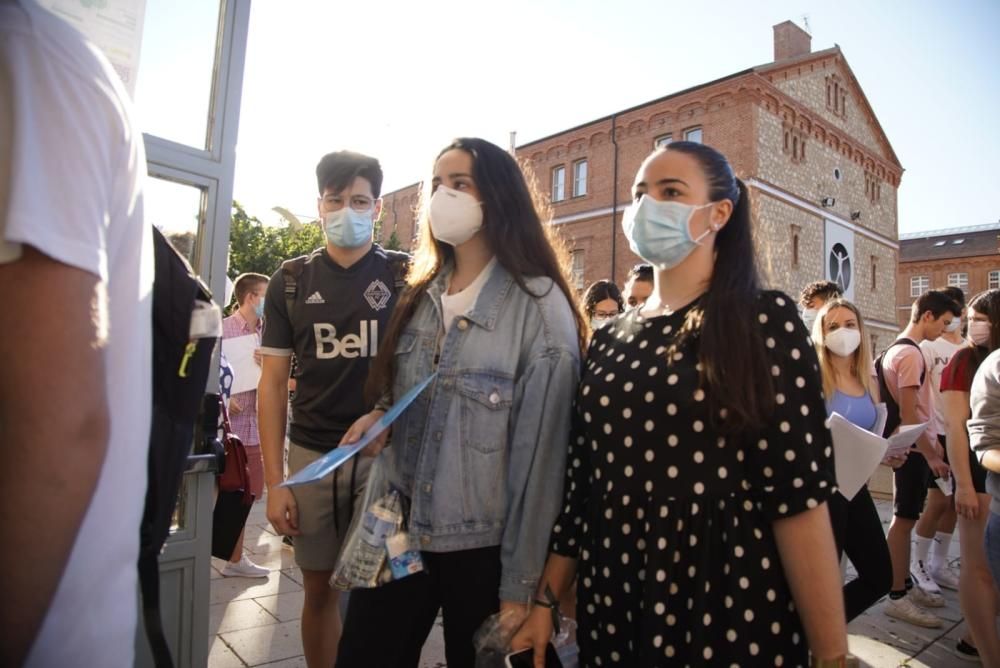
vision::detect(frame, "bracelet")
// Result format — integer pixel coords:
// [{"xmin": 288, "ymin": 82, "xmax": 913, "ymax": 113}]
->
[{"xmin": 533, "ymin": 585, "xmax": 561, "ymax": 635}]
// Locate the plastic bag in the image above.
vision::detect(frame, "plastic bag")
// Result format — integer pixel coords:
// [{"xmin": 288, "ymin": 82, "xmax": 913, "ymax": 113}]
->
[
  {"xmin": 473, "ymin": 607, "xmax": 530, "ymax": 668},
  {"xmin": 473, "ymin": 608, "xmax": 579, "ymax": 668}
]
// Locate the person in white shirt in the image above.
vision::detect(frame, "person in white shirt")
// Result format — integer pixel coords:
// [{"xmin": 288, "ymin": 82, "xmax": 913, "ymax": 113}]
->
[
  {"xmin": 913, "ymin": 287, "xmax": 965, "ymax": 595},
  {"xmin": 0, "ymin": 1, "xmax": 152, "ymax": 665}
]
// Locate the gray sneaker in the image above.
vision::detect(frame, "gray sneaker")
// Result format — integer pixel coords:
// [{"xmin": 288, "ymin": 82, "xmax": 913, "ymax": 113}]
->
[
  {"xmin": 909, "ymin": 583, "xmax": 946, "ymax": 608},
  {"xmin": 884, "ymin": 595, "xmax": 943, "ymax": 628}
]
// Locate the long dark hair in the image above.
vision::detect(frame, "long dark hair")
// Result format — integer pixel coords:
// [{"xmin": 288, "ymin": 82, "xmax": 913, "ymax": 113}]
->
[
  {"xmin": 659, "ymin": 141, "xmax": 774, "ymax": 432},
  {"xmin": 968, "ymin": 289, "xmax": 1000, "ymax": 363},
  {"xmin": 367, "ymin": 138, "xmax": 587, "ymax": 402}
]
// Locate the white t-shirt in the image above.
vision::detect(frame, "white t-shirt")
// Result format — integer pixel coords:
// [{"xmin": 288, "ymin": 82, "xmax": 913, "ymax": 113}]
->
[
  {"xmin": 921, "ymin": 336, "xmax": 964, "ymax": 435},
  {"xmin": 441, "ymin": 257, "xmax": 497, "ymax": 335},
  {"xmin": 0, "ymin": 2, "xmax": 153, "ymax": 665}
]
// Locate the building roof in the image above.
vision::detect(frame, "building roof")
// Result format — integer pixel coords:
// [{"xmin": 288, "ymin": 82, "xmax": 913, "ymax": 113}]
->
[
  {"xmin": 899, "ymin": 223, "xmax": 1000, "ymax": 262},
  {"xmin": 515, "ymin": 68, "xmax": 753, "ymax": 151},
  {"xmin": 754, "ymin": 47, "xmax": 902, "ymax": 169}
]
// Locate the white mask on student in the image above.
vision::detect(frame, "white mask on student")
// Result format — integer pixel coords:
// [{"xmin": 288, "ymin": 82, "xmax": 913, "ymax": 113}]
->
[
  {"xmin": 825, "ymin": 327, "xmax": 861, "ymax": 358},
  {"xmin": 429, "ymin": 186, "xmax": 483, "ymax": 246},
  {"xmin": 969, "ymin": 320, "xmax": 991, "ymax": 346},
  {"xmin": 801, "ymin": 308, "xmax": 818, "ymax": 333}
]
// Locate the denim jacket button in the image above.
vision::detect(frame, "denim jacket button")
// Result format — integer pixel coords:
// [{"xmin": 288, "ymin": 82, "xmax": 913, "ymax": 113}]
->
[
  {"xmin": 457, "ymin": 318, "xmax": 469, "ymax": 331},
  {"xmin": 434, "ymin": 431, "xmax": 443, "ymax": 441},
  {"xmin": 423, "ymin": 483, "xmax": 432, "ymax": 493},
  {"xmin": 489, "ymin": 391, "xmax": 500, "ymax": 405},
  {"xmin": 420, "ymin": 535, "xmax": 431, "ymax": 546}
]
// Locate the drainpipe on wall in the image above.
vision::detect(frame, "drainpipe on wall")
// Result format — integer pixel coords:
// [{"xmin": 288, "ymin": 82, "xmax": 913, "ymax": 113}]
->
[{"xmin": 610, "ymin": 113, "xmax": 619, "ymax": 282}]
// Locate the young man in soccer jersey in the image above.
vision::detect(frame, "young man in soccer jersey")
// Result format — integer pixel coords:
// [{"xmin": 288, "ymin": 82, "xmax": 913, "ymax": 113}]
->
[{"xmin": 258, "ymin": 151, "xmax": 402, "ymax": 666}]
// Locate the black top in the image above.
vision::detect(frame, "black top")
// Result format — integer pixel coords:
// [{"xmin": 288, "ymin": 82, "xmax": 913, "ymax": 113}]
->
[
  {"xmin": 550, "ymin": 290, "xmax": 836, "ymax": 667},
  {"xmin": 262, "ymin": 244, "xmax": 399, "ymax": 450}
]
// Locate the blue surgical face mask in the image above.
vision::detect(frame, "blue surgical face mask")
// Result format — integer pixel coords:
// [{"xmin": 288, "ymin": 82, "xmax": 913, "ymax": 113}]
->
[
  {"xmin": 324, "ymin": 207, "xmax": 373, "ymax": 249},
  {"xmin": 622, "ymin": 195, "xmax": 716, "ymax": 270},
  {"xmin": 254, "ymin": 297, "xmax": 265, "ymax": 318}
]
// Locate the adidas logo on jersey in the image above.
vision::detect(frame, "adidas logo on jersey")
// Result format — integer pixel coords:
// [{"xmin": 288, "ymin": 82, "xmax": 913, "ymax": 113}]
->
[
  {"xmin": 305, "ymin": 291, "xmax": 325, "ymax": 304},
  {"xmin": 314, "ymin": 320, "xmax": 378, "ymax": 359}
]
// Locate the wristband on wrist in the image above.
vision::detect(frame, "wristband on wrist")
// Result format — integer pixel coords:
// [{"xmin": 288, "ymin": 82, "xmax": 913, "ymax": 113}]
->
[{"xmin": 532, "ymin": 585, "xmax": 561, "ymax": 635}]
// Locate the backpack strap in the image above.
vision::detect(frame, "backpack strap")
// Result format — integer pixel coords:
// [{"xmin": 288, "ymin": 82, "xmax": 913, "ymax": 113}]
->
[
  {"xmin": 383, "ymin": 249, "xmax": 411, "ymax": 290},
  {"xmin": 280, "ymin": 254, "xmax": 309, "ymax": 323}
]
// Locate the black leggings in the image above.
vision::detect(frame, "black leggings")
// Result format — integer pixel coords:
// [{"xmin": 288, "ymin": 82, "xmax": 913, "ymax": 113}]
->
[
  {"xmin": 828, "ymin": 486, "xmax": 892, "ymax": 621},
  {"xmin": 336, "ymin": 546, "xmax": 502, "ymax": 668}
]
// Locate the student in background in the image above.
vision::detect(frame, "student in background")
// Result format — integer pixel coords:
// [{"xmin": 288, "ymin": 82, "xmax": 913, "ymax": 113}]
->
[
  {"xmin": 622, "ymin": 262, "xmax": 653, "ymax": 308},
  {"xmin": 219, "ymin": 272, "xmax": 269, "ymax": 578},
  {"xmin": 812, "ymin": 299, "xmax": 898, "ymax": 621},
  {"xmin": 940, "ymin": 289, "xmax": 1000, "ymax": 664},
  {"xmin": 912, "ymin": 286, "xmax": 964, "ymax": 597},
  {"xmin": 799, "ymin": 280, "xmax": 843, "ymax": 334},
  {"xmin": 879, "ymin": 290, "xmax": 955, "ymax": 629},
  {"xmin": 581, "ymin": 279, "xmax": 624, "ymax": 332},
  {"xmin": 968, "ymin": 349, "xmax": 1000, "ymax": 602}
]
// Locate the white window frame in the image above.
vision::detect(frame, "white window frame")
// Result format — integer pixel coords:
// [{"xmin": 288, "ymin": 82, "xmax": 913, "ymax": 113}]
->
[
  {"xmin": 552, "ymin": 165, "xmax": 566, "ymax": 202},
  {"xmin": 910, "ymin": 275, "xmax": 929, "ymax": 298},
  {"xmin": 990, "ymin": 270, "xmax": 1000, "ymax": 290},
  {"xmin": 654, "ymin": 134, "xmax": 673, "ymax": 148},
  {"xmin": 948, "ymin": 272, "xmax": 969, "ymax": 290},
  {"xmin": 572, "ymin": 159, "xmax": 587, "ymax": 197},
  {"xmin": 684, "ymin": 127, "xmax": 703, "ymax": 143}
]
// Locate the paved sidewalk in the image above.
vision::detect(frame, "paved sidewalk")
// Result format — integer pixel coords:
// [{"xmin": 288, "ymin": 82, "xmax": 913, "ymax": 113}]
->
[{"xmin": 208, "ymin": 497, "xmax": 987, "ymax": 667}]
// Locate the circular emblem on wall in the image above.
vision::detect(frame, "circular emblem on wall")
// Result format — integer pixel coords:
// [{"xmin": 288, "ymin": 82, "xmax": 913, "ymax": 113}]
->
[{"xmin": 829, "ymin": 242, "xmax": 852, "ymax": 293}]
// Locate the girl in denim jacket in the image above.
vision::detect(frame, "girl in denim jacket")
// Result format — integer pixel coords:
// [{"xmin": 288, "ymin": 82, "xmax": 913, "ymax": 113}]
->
[{"xmin": 336, "ymin": 138, "xmax": 586, "ymax": 668}]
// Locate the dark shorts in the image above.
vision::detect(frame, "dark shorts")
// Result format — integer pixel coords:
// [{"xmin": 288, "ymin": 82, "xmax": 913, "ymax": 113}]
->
[
  {"xmin": 970, "ymin": 447, "xmax": 988, "ymax": 494},
  {"xmin": 894, "ymin": 450, "xmax": 933, "ymax": 520},
  {"xmin": 926, "ymin": 434, "xmax": 951, "ymax": 493}
]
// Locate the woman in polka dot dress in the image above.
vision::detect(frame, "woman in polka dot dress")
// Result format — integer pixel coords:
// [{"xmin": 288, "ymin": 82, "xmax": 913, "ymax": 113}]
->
[{"xmin": 512, "ymin": 142, "xmax": 848, "ymax": 667}]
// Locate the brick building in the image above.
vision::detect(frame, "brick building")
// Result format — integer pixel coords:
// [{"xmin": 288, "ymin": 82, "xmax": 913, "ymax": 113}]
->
[
  {"xmin": 378, "ymin": 20, "xmax": 903, "ymax": 352},
  {"xmin": 896, "ymin": 223, "xmax": 1000, "ymax": 328}
]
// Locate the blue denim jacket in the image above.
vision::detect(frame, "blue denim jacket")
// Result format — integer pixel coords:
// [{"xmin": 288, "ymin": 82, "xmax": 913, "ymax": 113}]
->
[{"xmin": 377, "ymin": 261, "xmax": 580, "ymax": 602}]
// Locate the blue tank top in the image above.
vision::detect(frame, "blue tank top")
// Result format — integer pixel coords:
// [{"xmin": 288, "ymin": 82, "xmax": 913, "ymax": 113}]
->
[{"xmin": 827, "ymin": 389, "xmax": 878, "ymax": 432}]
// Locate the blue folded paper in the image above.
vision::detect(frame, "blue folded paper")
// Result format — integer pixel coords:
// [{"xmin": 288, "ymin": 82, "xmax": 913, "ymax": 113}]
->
[{"xmin": 281, "ymin": 373, "xmax": 437, "ymax": 487}]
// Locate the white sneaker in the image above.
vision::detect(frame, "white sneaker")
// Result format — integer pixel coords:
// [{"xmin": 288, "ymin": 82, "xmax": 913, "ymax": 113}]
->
[
  {"xmin": 930, "ymin": 565, "xmax": 960, "ymax": 591},
  {"xmin": 884, "ymin": 595, "xmax": 943, "ymax": 628},
  {"xmin": 911, "ymin": 558, "xmax": 944, "ymax": 596},
  {"xmin": 909, "ymin": 584, "xmax": 946, "ymax": 608},
  {"xmin": 221, "ymin": 555, "xmax": 269, "ymax": 578}
]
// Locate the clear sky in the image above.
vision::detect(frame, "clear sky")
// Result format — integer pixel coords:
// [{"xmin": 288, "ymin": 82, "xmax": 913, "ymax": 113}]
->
[{"xmin": 134, "ymin": 0, "xmax": 1000, "ymax": 236}]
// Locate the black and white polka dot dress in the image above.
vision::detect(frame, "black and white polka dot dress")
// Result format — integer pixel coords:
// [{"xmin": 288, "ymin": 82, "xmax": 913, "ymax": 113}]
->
[{"xmin": 550, "ymin": 291, "xmax": 836, "ymax": 667}]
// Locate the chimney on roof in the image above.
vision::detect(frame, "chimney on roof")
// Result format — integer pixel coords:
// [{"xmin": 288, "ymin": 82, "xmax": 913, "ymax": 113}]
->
[{"xmin": 773, "ymin": 20, "xmax": 811, "ymax": 61}]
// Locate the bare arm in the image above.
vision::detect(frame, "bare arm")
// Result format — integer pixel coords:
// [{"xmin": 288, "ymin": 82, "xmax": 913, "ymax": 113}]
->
[
  {"xmin": 982, "ymin": 449, "xmax": 1000, "ymax": 474},
  {"xmin": 0, "ymin": 248, "xmax": 110, "ymax": 666},
  {"xmin": 898, "ymin": 385, "xmax": 948, "ymax": 476},
  {"xmin": 773, "ymin": 504, "xmax": 848, "ymax": 661},
  {"xmin": 258, "ymin": 354, "xmax": 298, "ymax": 535},
  {"xmin": 257, "ymin": 354, "xmax": 291, "ymax": 488}
]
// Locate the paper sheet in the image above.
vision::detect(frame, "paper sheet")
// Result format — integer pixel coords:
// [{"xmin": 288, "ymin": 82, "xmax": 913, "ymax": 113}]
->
[
  {"xmin": 222, "ymin": 334, "xmax": 260, "ymax": 395},
  {"xmin": 826, "ymin": 413, "xmax": 928, "ymax": 501},
  {"xmin": 282, "ymin": 373, "xmax": 438, "ymax": 487}
]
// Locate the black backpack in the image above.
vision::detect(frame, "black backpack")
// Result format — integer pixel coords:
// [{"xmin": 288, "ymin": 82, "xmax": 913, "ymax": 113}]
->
[
  {"xmin": 139, "ymin": 227, "xmax": 219, "ymax": 667},
  {"xmin": 874, "ymin": 338, "xmax": 926, "ymax": 438}
]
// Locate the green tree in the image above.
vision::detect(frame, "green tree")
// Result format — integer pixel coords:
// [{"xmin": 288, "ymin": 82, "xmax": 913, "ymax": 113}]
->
[
  {"xmin": 228, "ymin": 201, "xmax": 324, "ymax": 278},
  {"xmin": 384, "ymin": 230, "xmax": 402, "ymax": 251}
]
